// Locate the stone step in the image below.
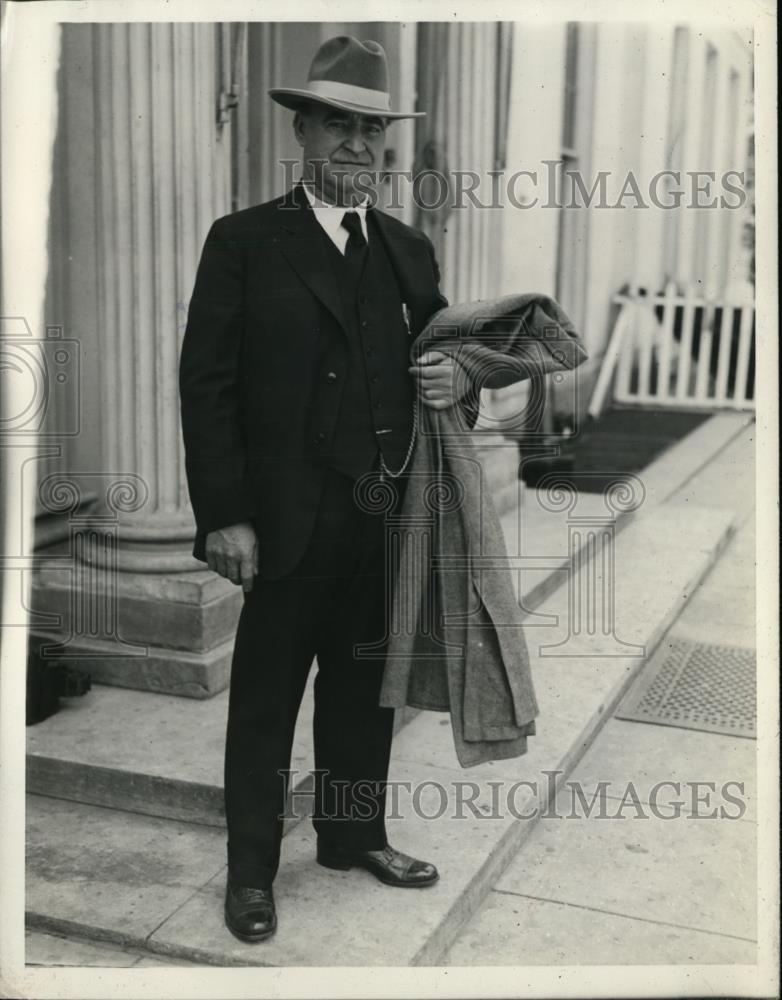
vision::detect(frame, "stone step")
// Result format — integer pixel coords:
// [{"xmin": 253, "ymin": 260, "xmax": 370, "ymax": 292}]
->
[
  {"xmin": 26, "ymin": 672, "xmax": 418, "ymax": 829},
  {"xmin": 25, "ymin": 499, "xmax": 737, "ymax": 967}
]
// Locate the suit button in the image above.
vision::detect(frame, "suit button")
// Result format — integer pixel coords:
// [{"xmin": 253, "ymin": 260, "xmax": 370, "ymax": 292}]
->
[
  {"xmin": 365, "ymin": 348, "xmax": 373, "ymax": 357},
  {"xmin": 371, "ymin": 375, "xmax": 380, "ymax": 383},
  {"xmin": 326, "ymin": 372, "xmax": 338, "ymax": 383},
  {"xmin": 374, "ymin": 401, "xmax": 382, "ymax": 410},
  {"xmin": 314, "ymin": 433, "xmax": 325, "ymax": 445},
  {"xmin": 361, "ymin": 320, "xmax": 370, "ymax": 329}
]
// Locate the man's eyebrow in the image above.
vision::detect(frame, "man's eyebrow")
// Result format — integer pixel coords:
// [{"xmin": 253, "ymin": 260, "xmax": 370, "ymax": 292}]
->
[
  {"xmin": 355, "ymin": 116, "xmax": 387, "ymax": 130},
  {"xmin": 323, "ymin": 112, "xmax": 385, "ymax": 128}
]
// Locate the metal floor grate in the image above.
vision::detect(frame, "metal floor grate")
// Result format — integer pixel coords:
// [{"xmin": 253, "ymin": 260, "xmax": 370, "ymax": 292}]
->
[{"xmin": 615, "ymin": 638, "xmax": 757, "ymax": 739}]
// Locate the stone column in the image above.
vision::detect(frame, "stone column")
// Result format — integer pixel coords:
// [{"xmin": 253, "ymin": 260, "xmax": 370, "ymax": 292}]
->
[
  {"xmin": 90, "ymin": 21, "xmax": 233, "ymax": 572},
  {"xmin": 413, "ymin": 22, "xmax": 504, "ymax": 304},
  {"xmin": 31, "ymin": 23, "xmax": 244, "ymax": 697}
]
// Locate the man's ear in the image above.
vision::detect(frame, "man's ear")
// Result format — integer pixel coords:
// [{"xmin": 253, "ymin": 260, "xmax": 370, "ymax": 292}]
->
[{"xmin": 293, "ymin": 111, "xmax": 306, "ymax": 147}]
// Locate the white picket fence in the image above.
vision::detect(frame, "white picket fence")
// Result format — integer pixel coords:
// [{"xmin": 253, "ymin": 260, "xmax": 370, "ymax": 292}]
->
[{"xmin": 589, "ymin": 283, "xmax": 756, "ymax": 417}]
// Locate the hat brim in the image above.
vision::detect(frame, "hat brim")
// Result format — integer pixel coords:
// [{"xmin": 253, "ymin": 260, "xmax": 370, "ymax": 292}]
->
[{"xmin": 268, "ymin": 88, "xmax": 425, "ymax": 120}]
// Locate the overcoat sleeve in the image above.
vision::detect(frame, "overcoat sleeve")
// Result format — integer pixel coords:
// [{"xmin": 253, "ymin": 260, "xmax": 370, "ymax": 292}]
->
[{"xmin": 178, "ymin": 218, "xmax": 256, "ymax": 551}]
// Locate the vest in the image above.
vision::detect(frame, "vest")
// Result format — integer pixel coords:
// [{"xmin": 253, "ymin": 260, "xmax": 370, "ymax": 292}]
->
[{"xmin": 321, "ymin": 213, "xmax": 415, "ymax": 478}]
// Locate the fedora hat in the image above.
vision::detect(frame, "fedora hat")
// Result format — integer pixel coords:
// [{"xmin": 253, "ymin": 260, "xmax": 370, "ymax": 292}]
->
[{"xmin": 268, "ymin": 35, "xmax": 425, "ymax": 120}]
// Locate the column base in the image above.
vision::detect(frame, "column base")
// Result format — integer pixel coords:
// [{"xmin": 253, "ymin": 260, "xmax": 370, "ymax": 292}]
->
[
  {"xmin": 29, "ymin": 630, "xmax": 235, "ymax": 699},
  {"xmin": 104, "ymin": 510, "xmax": 208, "ymax": 573},
  {"xmin": 29, "ymin": 557, "xmax": 243, "ymax": 698}
]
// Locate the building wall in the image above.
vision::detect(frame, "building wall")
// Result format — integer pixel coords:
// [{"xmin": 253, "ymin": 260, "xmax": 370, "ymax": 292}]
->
[{"xmin": 494, "ymin": 21, "xmax": 753, "ymax": 425}]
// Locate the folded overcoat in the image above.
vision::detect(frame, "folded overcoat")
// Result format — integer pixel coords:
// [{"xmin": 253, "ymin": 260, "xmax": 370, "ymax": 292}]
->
[{"xmin": 379, "ymin": 294, "xmax": 589, "ymax": 767}]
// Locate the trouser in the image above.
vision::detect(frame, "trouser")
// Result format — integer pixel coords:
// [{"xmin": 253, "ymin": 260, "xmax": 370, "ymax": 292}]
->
[{"xmin": 224, "ymin": 466, "xmax": 403, "ymax": 889}]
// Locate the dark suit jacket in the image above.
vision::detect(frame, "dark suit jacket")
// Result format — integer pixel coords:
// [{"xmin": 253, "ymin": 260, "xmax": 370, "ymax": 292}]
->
[{"xmin": 179, "ymin": 182, "xmax": 448, "ymax": 580}]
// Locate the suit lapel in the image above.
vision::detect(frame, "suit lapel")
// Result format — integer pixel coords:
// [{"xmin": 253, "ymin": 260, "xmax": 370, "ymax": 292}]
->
[
  {"xmin": 274, "ymin": 183, "xmax": 433, "ymax": 338},
  {"xmin": 368, "ymin": 208, "xmax": 438, "ymax": 336},
  {"xmin": 275, "ymin": 183, "xmax": 347, "ymax": 333}
]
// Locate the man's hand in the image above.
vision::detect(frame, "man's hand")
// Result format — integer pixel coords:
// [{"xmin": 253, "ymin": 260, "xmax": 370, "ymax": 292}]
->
[
  {"xmin": 205, "ymin": 521, "xmax": 259, "ymax": 592},
  {"xmin": 409, "ymin": 351, "xmax": 470, "ymax": 410}
]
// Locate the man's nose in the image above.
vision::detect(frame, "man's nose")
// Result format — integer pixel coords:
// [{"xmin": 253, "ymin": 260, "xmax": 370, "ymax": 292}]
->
[{"xmin": 342, "ymin": 128, "xmax": 367, "ymax": 155}]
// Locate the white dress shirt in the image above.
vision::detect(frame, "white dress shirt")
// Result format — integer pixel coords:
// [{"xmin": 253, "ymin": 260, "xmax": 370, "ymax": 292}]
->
[{"xmin": 301, "ymin": 182, "xmax": 369, "ymax": 255}]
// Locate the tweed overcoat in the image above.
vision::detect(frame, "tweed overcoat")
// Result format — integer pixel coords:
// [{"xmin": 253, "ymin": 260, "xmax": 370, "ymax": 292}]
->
[{"xmin": 379, "ymin": 294, "xmax": 589, "ymax": 767}]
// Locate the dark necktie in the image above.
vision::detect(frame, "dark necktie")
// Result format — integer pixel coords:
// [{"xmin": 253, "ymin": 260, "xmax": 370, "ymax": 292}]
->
[{"xmin": 341, "ymin": 210, "xmax": 367, "ymax": 257}]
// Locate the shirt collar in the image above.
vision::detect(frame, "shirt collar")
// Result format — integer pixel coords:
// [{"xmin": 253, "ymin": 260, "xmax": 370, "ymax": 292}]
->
[{"xmin": 301, "ymin": 182, "xmax": 369, "ymax": 238}]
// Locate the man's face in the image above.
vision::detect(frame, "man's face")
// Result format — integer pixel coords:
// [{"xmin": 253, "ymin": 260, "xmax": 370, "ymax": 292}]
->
[{"xmin": 294, "ymin": 103, "xmax": 388, "ymax": 206}]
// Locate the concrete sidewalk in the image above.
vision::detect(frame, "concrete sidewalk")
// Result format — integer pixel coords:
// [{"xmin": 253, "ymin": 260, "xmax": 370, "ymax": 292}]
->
[{"xmin": 444, "ymin": 484, "xmax": 757, "ymax": 964}]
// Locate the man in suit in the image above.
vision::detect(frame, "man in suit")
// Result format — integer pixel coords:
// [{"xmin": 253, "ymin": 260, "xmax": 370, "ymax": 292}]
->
[{"xmin": 179, "ymin": 36, "xmax": 469, "ymax": 943}]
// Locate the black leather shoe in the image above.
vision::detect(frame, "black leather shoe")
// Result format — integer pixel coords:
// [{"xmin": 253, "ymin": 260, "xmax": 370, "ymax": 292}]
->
[
  {"xmin": 316, "ymin": 842, "xmax": 439, "ymax": 888},
  {"xmin": 224, "ymin": 878, "xmax": 277, "ymax": 943}
]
